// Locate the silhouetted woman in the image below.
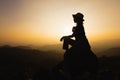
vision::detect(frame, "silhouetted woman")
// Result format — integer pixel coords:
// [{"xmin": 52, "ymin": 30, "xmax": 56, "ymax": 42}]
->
[
  {"xmin": 61, "ymin": 13, "xmax": 98, "ymax": 80},
  {"xmin": 60, "ymin": 13, "xmax": 90, "ymax": 51}
]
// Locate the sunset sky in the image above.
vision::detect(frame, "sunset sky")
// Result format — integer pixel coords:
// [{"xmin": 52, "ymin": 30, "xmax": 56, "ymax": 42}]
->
[{"xmin": 0, "ymin": 0, "xmax": 120, "ymax": 46}]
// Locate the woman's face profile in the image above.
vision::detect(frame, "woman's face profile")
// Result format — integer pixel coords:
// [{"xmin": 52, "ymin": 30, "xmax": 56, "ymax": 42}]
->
[{"xmin": 73, "ymin": 18, "xmax": 83, "ymax": 23}]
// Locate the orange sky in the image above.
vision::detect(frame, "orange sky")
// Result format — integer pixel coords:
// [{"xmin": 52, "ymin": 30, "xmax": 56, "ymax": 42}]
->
[{"xmin": 0, "ymin": 0, "xmax": 120, "ymax": 46}]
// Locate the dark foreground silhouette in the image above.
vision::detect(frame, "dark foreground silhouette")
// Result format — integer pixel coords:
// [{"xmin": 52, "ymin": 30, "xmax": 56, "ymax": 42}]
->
[
  {"xmin": 0, "ymin": 45, "xmax": 120, "ymax": 80},
  {"xmin": 0, "ymin": 45, "xmax": 58, "ymax": 80}
]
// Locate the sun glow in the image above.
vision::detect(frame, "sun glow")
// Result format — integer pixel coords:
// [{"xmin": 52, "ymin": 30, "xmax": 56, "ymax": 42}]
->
[
  {"xmin": 63, "ymin": 26, "xmax": 72, "ymax": 35},
  {"xmin": 0, "ymin": 0, "xmax": 120, "ymax": 46}
]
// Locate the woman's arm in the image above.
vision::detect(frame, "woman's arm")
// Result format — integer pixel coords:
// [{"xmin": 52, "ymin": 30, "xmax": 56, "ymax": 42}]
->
[
  {"xmin": 68, "ymin": 33, "xmax": 74, "ymax": 38},
  {"xmin": 60, "ymin": 33, "xmax": 74, "ymax": 41}
]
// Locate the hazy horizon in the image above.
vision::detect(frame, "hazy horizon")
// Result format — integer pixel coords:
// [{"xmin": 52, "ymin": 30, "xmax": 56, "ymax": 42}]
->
[{"xmin": 1, "ymin": 38, "xmax": 120, "ymax": 55}]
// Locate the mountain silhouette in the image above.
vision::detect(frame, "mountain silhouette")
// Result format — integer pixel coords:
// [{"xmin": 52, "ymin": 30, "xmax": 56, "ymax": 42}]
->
[
  {"xmin": 98, "ymin": 47, "xmax": 120, "ymax": 57},
  {"xmin": 0, "ymin": 45, "xmax": 120, "ymax": 80},
  {"xmin": 0, "ymin": 45, "xmax": 62, "ymax": 80}
]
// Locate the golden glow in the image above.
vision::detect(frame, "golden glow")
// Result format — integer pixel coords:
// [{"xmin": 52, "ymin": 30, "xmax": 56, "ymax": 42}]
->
[
  {"xmin": 63, "ymin": 26, "xmax": 72, "ymax": 35},
  {"xmin": 0, "ymin": 0, "xmax": 120, "ymax": 46}
]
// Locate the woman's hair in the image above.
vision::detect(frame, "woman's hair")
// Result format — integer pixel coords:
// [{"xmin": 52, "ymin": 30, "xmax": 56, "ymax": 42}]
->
[{"xmin": 72, "ymin": 13, "xmax": 84, "ymax": 22}]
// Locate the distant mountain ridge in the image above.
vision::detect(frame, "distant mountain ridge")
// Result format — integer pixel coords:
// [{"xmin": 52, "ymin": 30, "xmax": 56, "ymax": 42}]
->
[
  {"xmin": 37, "ymin": 38, "xmax": 120, "ymax": 54},
  {"xmin": 98, "ymin": 47, "xmax": 120, "ymax": 57},
  {"xmin": 0, "ymin": 45, "xmax": 63, "ymax": 79},
  {"xmin": 0, "ymin": 45, "xmax": 62, "ymax": 68}
]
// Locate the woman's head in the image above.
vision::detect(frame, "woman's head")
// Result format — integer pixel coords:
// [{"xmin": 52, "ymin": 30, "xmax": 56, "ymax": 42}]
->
[{"xmin": 72, "ymin": 13, "xmax": 84, "ymax": 23}]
